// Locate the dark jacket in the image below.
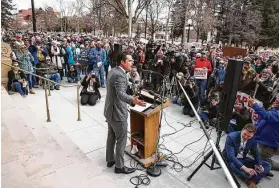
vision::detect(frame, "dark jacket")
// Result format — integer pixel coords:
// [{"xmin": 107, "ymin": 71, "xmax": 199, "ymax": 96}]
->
[
  {"xmin": 231, "ymin": 107, "xmax": 251, "ymax": 131},
  {"xmin": 7, "ymin": 70, "xmax": 26, "ymax": 91},
  {"xmin": 223, "ymin": 131, "xmax": 262, "ymax": 169},
  {"xmin": 36, "ymin": 62, "xmax": 58, "ymax": 75},
  {"xmin": 80, "ymin": 75, "xmax": 101, "ymax": 98},
  {"xmin": 254, "ymin": 104, "xmax": 279, "ymax": 149}
]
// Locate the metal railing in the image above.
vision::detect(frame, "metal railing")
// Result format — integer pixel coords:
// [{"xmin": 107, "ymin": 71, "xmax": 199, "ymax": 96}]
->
[{"xmin": 2, "ymin": 61, "xmax": 82, "ymax": 122}]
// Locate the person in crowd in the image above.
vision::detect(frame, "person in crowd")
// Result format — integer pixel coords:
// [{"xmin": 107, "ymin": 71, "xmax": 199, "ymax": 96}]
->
[
  {"xmin": 227, "ymin": 100, "xmax": 251, "ymax": 133},
  {"xmin": 67, "ymin": 65, "xmax": 78, "ymax": 83},
  {"xmin": 104, "ymin": 44, "xmax": 111, "ymax": 79},
  {"xmin": 126, "ymin": 66, "xmax": 141, "ymax": 95},
  {"xmin": 80, "ymin": 71, "xmax": 101, "ymax": 106},
  {"xmin": 77, "ymin": 44, "xmax": 89, "ymax": 75},
  {"xmin": 193, "ymin": 51, "xmax": 212, "ymax": 106},
  {"xmin": 104, "ymin": 52, "xmax": 146, "ymax": 174},
  {"xmin": 14, "ymin": 43, "xmax": 36, "ymax": 94},
  {"xmin": 7, "ymin": 62, "xmax": 28, "ymax": 97},
  {"xmin": 51, "ymin": 41, "xmax": 63, "ymax": 77},
  {"xmin": 223, "ymin": 123, "xmax": 271, "ymax": 188},
  {"xmin": 239, "ymin": 58, "xmax": 257, "ymax": 93},
  {"xmin": 199, "ymin": 92, "xmax": 220, "ymax": 129},
  {"xmin": 37, "ymin": 56, "xmax": 61, "ymax": 90},
  {"xmin": 151, "ymin": 50, "xmax": 166, "ymax": 92},
  {"xmin": 254, "ymin": 56, "xmax": 266, "ymax": 74},
  {"xmin": 89, "ymin": 41, "xmax": 106, "ymax": 88},
  {"xmin": 249, "ymin": 96, "xmax": 279, "ymax": 176},
  {"xmin": 180, "ymin": 76, "xmax": 199, "ymax": 117},
  {"xmin": 254, "ymin": 68, "xmax": 274, "ymax": 108}
]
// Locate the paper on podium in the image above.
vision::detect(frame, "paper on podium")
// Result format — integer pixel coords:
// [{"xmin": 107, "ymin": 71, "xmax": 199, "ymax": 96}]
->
[{"xmin": 129, "ymin": 102, "xmax": 153, "ymax": 112}]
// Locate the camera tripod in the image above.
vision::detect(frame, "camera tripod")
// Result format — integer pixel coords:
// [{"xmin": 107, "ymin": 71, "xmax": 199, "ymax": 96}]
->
[{"xmin": 167, "ymin": 74, "xmax": 180, "ymax": 99}]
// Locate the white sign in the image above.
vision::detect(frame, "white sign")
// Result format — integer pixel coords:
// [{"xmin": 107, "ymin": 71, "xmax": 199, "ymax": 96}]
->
[
  {"xmin": 194, "ymin": 68, "xmax": 208, "ymax": 79},
  {"xmin": 236, "ymin": 91, "xmax": 263, "ymax": 125},
  {"xmin": 140, "ymin": 38, "xmax": 149, "ymax": 44}
]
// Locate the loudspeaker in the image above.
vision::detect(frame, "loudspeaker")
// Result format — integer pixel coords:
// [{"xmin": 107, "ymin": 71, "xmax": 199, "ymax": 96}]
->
[
  {"xmin": 112, "ymin": 44, "xmax": 122, "ymax": 67},
  {"xmin": 218, "ymin": 59, "xmax": 244, "ymax": 131}
]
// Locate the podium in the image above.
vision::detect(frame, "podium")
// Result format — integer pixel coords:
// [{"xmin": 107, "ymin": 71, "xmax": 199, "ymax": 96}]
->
[{"xmin": 125, "ymin": 90, "xmax": 169, "ymax": 168}]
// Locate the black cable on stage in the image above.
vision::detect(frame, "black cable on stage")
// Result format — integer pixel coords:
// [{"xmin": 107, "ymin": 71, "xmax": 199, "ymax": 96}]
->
[{"xmin": 130, "ymin": 174, "xmax": 151, "ymax": 188}]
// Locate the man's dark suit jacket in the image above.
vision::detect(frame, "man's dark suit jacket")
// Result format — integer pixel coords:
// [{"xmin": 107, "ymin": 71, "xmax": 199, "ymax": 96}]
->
[{"xmin": 223, "ymin": 131, "xmax": 262, "ymax": 170}]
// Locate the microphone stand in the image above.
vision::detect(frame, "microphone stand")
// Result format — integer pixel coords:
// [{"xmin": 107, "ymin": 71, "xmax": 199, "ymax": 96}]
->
[{"xmin": 146, "ymin": 73, "xmax": 166, "ymax": 177}]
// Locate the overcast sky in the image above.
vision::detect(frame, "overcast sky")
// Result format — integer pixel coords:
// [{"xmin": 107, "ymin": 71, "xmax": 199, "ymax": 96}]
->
[{"xmin": 13, "ymin": 0, "xmax": 61, "ymax": 10}]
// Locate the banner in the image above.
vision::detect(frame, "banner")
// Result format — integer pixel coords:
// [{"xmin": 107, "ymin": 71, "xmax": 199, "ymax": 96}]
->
[
  {"xmin": 236, "ymin": 91, "xmax": 263, "ymax": 124},
  {"xmin": 194, "ymin": 68, "xmax": 208, "ymax": 79},
  {"xmin": 223, "ymin": 46, "xmax": 247, "ymax": 57}
]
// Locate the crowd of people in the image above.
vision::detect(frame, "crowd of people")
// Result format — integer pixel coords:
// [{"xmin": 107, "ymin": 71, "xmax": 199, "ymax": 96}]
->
[{"xmin": 3, "ymin": 31, "xmax": 279, "ymax": 187}]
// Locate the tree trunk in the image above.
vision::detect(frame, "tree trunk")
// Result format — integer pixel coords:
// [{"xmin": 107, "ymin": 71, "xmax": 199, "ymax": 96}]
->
[{"xmin": 196, "ymin": 27, "xmax": 199, "ymax": 42}]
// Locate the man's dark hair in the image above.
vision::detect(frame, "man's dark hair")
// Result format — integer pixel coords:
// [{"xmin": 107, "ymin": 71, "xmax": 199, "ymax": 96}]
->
[
  {"xmin": 243, "ymin": 123, "xmax": 256, "ymax": 133},
  {"xmin": 117, "ymin": 51, "xmax": 131, "ymax": 66}
]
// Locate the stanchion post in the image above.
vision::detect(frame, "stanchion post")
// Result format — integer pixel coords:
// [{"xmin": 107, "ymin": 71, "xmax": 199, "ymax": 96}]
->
[
  {"xmin": 77, "ymin": 85, "xmax": 81, "ymax": 121},
  {"xmin": 48, "ymin": 81, "xmax": 51, "ymax": 96},
  {"xmin": 44, "ymin": 81, "xmax": 51, "ymax": 122}
]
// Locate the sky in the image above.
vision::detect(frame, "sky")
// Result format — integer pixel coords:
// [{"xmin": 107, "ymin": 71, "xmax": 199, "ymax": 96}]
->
[{"xmin": 13, "ymin": 0, "xmax": 61, "ymax": 11}]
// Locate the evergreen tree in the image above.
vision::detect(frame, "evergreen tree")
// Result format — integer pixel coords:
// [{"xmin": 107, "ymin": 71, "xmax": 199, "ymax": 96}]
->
[{"xmin": 1, "ymin": 0, "xmax": 15, "ymax": 29}]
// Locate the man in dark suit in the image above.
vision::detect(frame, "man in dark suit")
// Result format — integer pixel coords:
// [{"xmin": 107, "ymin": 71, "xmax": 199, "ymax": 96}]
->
[
  {"xmin": 104, "ymin": 51, "xmax": 146, "ymax": 174},
  {"xmin": 223, "ymin": 123, "xmax": 271, "ymax": 188}
]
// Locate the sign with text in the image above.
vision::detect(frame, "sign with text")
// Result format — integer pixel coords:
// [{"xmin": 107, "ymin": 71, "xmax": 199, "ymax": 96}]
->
[
  {"xmin": 236, "ymin": 91, "xmax": 263, "ymax": 124},
  {"xmin": 194, "ymin": 68, "xmax": 208, "ymax": 79}
]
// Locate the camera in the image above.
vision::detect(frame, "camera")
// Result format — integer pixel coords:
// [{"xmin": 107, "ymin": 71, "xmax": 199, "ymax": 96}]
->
[{"xmin": 91, "ymin": 74, "xmax": 96, "ymax": 78}]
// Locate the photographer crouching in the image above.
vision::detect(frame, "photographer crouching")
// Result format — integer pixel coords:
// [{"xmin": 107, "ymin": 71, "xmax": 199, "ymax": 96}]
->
[
  {"xmin": 80, "ymin": 71, "xmax": 101, "ymax": 106},
  {"xmin": 179, "ymin": 75, "xmax": 199, "ymax": 117}
]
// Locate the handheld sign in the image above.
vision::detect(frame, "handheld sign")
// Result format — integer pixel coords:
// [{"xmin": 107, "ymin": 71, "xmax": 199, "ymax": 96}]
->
[{"xmin": 194, "ymin": 68, "xmax": 208, "ymax": 79}]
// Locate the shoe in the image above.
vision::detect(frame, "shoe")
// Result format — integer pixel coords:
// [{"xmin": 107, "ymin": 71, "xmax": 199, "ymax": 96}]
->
[
  {"xmin": 29, "ymin": 89, "xmax": 36, "ymax": 94},
  {"xmin": 50, "ymin": 86, "xmax": 54, "ymax": 90},
  {"xmin": 246, "ymin": 180, "xmax": 256, "ymax": 188},
  {"xmin": 33, "ymin": 85, "xmax": 39, "ymax": 88},
  {"xmin": 55, "ymin": 85, "xmax": 60, "ymax": 90},
  {"xmin": 266, "ymin": 171, "xmax": 274, "ymax": 177},
  {"xmin": 107, "ymin": 161, "xmax": 115, "ymax": 168},
  {"xmin": 114, "ymin": 166, "xmax": 136, "ymax": 174},
  {"xmin": 201, "ymin": 121, "xmax": 209, "ymax": 129},
  {"xmin": 101, "ymin": 85, "xmax": 106, "ymax": 88}
]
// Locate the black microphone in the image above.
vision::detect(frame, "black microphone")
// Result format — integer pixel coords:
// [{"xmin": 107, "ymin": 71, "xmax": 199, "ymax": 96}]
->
[{"xmin": 148, "ymin": 90, "xmax": 163, "ymax": 100}]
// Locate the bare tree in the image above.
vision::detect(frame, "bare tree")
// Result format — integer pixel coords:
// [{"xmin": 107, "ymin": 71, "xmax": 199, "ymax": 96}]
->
[{"xmin": 56, "ymin": 0, "xmax": 75, "ymax": 32}]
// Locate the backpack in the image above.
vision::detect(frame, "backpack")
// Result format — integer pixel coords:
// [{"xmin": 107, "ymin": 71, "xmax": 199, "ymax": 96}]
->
[{"xmin": 37, "ymin": 50, "xmax": 45, "ymax": 62}]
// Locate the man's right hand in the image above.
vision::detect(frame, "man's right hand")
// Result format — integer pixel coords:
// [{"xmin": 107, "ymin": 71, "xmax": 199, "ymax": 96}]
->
[
  {"xmin": 132, "ymin": 97, "xmax": 146, "ymax": 106},
  {"xmin": 242, "ymin": 166, "xmax": 257, "ymax": 176}
]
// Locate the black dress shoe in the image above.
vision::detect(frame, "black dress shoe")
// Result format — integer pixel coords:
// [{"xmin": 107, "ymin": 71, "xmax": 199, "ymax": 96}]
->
[
  {"xmin": 107, "ymin": 161, "xmax": 115, "ymax": 167},
  {"xmin": 115, "ymin": 166, "xmax": 136, "ymax": 174},
  {"xmin": 266, "ymin": 171, "xmax": 274, "ymax": 177}
]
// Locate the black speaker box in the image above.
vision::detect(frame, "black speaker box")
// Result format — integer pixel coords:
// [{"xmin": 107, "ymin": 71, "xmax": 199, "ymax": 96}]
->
[{"xmin": 218, "ymin": 59, "xmax": 244, "ymax": 131}]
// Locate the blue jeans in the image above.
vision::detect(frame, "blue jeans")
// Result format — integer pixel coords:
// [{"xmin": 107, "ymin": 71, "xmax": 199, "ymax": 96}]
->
[
  {"xmin": 45, "ymin": 73, "xmax": 61, "ymax": 86},
  {"xmin": 229, "ymin": 158, "xmax": 271, "ymax": 184},
  {"xmin": 26, "ymin": 74, "xmax": 34, "ymax": 89},
  {"xmin": 199, "ymin": 112, "xmax": 209, "ymax": 121},
  {"xmin": 11, "ymin": 82, "xmax": 27, "ymax": 95},
  {"xmin": 93, "ymin": 65, "xmax": 105, "ymax": 86},
  {"xmin": 196, "ymin": 79, "xmax": 207, "ymax": 105}
]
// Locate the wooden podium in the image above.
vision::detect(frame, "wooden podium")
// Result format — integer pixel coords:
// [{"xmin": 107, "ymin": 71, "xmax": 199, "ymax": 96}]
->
[{"xmin": 125, "ymin": 90, "xmax": 169, "ymax": 168}]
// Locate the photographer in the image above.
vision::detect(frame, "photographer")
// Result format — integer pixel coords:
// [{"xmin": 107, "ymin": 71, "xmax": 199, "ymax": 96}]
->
[
  {"xmin": 80, "ymin": 71, "xmax": 101, "ymax": 106},
  {"xmin": 180, "ymin": 76, "xmax": 199, "ymax": 117}
]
